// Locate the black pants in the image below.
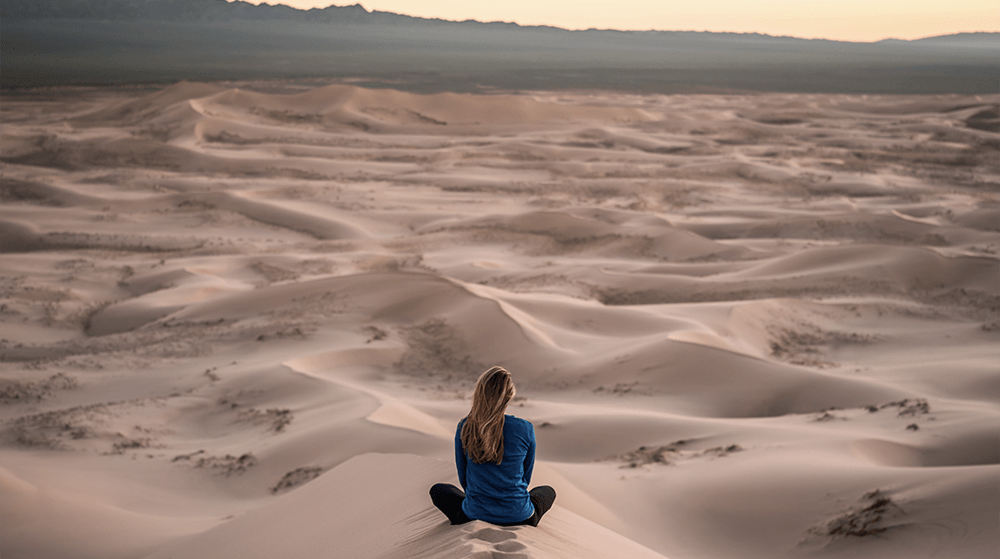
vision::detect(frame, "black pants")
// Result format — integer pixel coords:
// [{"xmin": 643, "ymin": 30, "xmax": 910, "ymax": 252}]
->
[{"xmin": 429, "ymin": 483, "xmax": 556, "ymax": 527}]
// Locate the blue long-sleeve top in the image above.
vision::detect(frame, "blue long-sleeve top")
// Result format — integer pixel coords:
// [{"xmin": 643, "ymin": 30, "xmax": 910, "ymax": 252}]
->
[{"xmin": 455, "ymin": 415, "xmax": 536, "ymax": 524}]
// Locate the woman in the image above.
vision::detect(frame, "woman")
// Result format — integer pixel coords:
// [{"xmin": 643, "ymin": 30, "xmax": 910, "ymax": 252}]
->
[{"xmin": 430, "ymin": 366, "xmax": 556, "ymax": 527}]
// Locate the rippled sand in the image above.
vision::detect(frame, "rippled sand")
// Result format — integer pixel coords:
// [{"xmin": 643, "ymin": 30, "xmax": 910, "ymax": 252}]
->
[{"xmin": 1, "ymin": 83, "xmax": 998, "ymax": 559}]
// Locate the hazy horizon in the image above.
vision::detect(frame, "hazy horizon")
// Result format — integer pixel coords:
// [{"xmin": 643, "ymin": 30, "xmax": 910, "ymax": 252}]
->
[
  {"xmin": 3, "ymin": 0, "xmax": 997, "ymax": 92},
  {"xmin": 229, "ymin": 0, "xmax": 1000, "ymax": 42}
]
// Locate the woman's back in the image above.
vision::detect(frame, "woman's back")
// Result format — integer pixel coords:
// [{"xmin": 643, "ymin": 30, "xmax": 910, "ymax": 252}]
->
[
  {"xmin": 456, "ymin": 415, "xmax": 535, "ymax": 524},
  {"xmin": 429, "ymin": 366, "xmax": 555, "ymax": 527}
]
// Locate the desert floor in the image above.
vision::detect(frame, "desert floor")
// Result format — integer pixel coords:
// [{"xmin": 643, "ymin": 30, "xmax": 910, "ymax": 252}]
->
[{"xmin": 1, "ymin": 82, "xmax": 998, "ymax": 559}]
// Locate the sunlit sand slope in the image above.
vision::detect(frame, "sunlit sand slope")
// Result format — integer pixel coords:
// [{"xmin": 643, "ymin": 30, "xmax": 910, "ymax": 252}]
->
[{"xmin": 144, "ymin": 453, "xmax": 670, "ymax": 559}]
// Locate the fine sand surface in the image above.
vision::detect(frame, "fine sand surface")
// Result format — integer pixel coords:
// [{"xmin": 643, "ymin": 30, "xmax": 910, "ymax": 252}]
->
[{"xmin": 1, "ymin": 82, "xmax": 998, "ymax": 559}]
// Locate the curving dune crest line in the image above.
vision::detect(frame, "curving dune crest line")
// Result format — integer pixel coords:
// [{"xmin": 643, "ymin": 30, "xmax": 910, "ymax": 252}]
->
[{"xmin": 191, "ymin": 83, "xmax": 658, "ymax": 129}]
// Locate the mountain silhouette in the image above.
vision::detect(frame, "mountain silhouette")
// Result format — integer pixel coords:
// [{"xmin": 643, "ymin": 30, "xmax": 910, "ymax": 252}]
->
[{"xmin": 2, "ymin": 0, "xmax": 997, "ymax": 92}]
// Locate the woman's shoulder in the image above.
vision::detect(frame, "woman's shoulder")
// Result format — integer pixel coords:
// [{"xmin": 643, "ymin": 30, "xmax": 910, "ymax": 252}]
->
[{"xmin": 504, "ymin": 415, "xmax": 533, "ymax": 432}]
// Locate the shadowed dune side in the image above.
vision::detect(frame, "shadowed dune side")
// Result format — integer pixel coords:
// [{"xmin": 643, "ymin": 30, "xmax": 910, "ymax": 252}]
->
[
  {"xmin": 0, "ymin": 467, "xmax": 213, "ymax": 559},
  {"xmin": 192, "ymin": 191, "xmax": 371, "ymax": 240},
  {"xmin": 554, "ymin": 247, "xmax": 999, "ymax": 311},
  {"xmin": 0, "ymin": 179, "xmax": 369, "ymax": 256},
  {"xmin": 1, "ymin": 134, "xmax": 426, "ymax": 178},
  {"xmin": 422, "ymin": 209, "xmax": 754, "ymax": 261},
  {"xmin": 0, "ymin": 177, "xmax": 107, "ymax": 207},
  {"xmin": 0, "ymin": 219, "xmax": 48, "ymax": 252},
  {"xmin": 0, "ymin": 217, "xmax": 207, "ymax": 254},
  {"xmin": 729, "ymin": 245, "xmax": 998, "ymax": 291},
  {"xmin": 73, "ymin": 81, "xmax": 227, "ymax": 125},
  {"xmin": 686, "ymin": 212, "xmax": 997, "ymax": 247}
]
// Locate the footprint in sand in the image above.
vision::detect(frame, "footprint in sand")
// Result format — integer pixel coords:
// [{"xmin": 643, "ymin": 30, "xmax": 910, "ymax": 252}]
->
[{"xmin": 466, "ymin": 527, "xmax": 530, "ymax": 558}]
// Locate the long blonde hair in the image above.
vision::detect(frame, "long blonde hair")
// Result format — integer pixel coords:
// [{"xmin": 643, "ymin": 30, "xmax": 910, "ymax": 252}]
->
[{"xmin": 461, "ymin": 366, "xmax": 516, "ymax": 465}]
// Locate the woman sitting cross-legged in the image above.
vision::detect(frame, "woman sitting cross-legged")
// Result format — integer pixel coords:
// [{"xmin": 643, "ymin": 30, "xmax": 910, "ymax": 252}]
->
[{"xmin": 430, "ymin": 366, "xmax": 556, "ymax": 527}]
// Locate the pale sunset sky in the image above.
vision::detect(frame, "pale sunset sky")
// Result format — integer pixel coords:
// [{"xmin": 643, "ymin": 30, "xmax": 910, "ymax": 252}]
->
[{"xmin": 233, "ymin": 0, "xmax": 999, "ymax": 42}]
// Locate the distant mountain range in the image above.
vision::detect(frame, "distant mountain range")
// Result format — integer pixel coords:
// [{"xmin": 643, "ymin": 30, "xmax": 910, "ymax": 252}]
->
[
  {"xmin": 2, "ymin": 0, "xmax": 405, "ymax": 25},
  {"xmin": 2, "ymin": 0, "xmax": 997, "ymax": 92},
  {"xmin": 4, "ymin": 0, "xmax": 997, "ymax": 43}
]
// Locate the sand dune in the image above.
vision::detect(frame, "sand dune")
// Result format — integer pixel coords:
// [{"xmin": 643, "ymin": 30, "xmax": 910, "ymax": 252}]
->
[
  {"xmin": 143, "ymin": 453, "xmax": 669, "ymax": 559},
  {"xmin": 1, "ymin": 82, "xmax": 997, "ymax": 559}
]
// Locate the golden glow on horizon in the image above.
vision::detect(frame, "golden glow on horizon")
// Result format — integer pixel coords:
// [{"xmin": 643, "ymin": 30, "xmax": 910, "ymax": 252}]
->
[{"xmin": 236, "ymin": 0, "xmax": 999, "ymax": 42}]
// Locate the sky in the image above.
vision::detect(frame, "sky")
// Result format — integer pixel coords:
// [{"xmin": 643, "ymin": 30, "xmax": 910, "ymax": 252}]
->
[{"xmin": 235, "ymin": 0, "xmax": 999, "ymax": 42}]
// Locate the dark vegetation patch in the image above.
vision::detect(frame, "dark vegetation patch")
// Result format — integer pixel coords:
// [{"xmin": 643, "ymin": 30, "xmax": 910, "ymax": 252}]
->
[
  {"xmin": 109, "ymin": 434, "xmax": 152, "ymax": 454},
  {"xmin": 920, "ymin": 288, "xmax": 1000, "ymax": 321},
  {"xmin": 702, "ymin": 444, "xmax": 744, "ymax": 457},
  {"xmin": 271, "ymin": 466, "xmax": 324, "ymax": 494},
  {"xmin": 173, "ymin": 451, "xmax": 258, "ymax": 476},
  {"xmin": 824, "ymin": 399, "xmax": 931, "ymax": 427},
  {"xmin": 618, "ymin": 444, "xmax": 679, "ymax": 467},
  {"xmin": 881, "ymin": 399, "xmax": 930, "ymax": 417},
  {"xmin": 363, "ymin": 325, "xmax": 388, "ymax": 343},
  {"xmin": 7, "ymin": 401, "xmax": 116, "ymax": 449},
  {"xmin": 238, "ymin": 407, "xmax": 293, "ymax": 432},
  {"xmin": 767, "ymin": 322, "xmax": 876, "ymax": 368},
  {"xmin": 768, "ymin": 329, "xmax": 836, "ymax": 368},
  {"xmin": 591, "ymin": 277, "xmax": 897, "ymax": 307},
  {"xmin": 172, "ymin": 449, "xmax": 206, "ymax": 462},
  {"xmin": 823, "ymin": 490, "xmax": 906, "ymax": 538},
  {"xmin": 478, "ymin": 273, "xmax": 588, "ymax": 298},
  {"xmin": 611, "ymin": 440, "xmax": 743, "ymax": 468},
  {"xmin": 202, "ymin": 131, "xmax": 260, "ymax": 145},
  {"xmin": 198, "ymin": 453, "xmax": 258, "ymax": 476},
  {"xmin": 0, "ymin": 372, "xmax": 77, "ymax": 403},
  {"xmin": 254, "ymin": 327, "xmax": 305, "ymax": 342},
  {"xmin": 814, "ymin": 411, "xmax": 846, "ymax": 422},
  {"xmin": 3, "ymin": 298, "xmax": 329, "ymax": 366},
  {"xmin": 393, "ymin": 318, "xmax": 485, "ymax": 384},
  {"xmin": 592, "ymin": 381, "xmax": 646, "ymax": 396},
  {"xmin": 6, "ymin": 399, "xmax": 170, "ymax": 452},
  {"xmin": 216, "ymin": 394, "xmax": 294, "ymax": 432},
  {"xmin": 249, "ymin": 261, "xmax": 300, "ymax": 284},
  {"xmin": 251, "ymin": 108, "xmax": 324, "ymax": 125}
]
